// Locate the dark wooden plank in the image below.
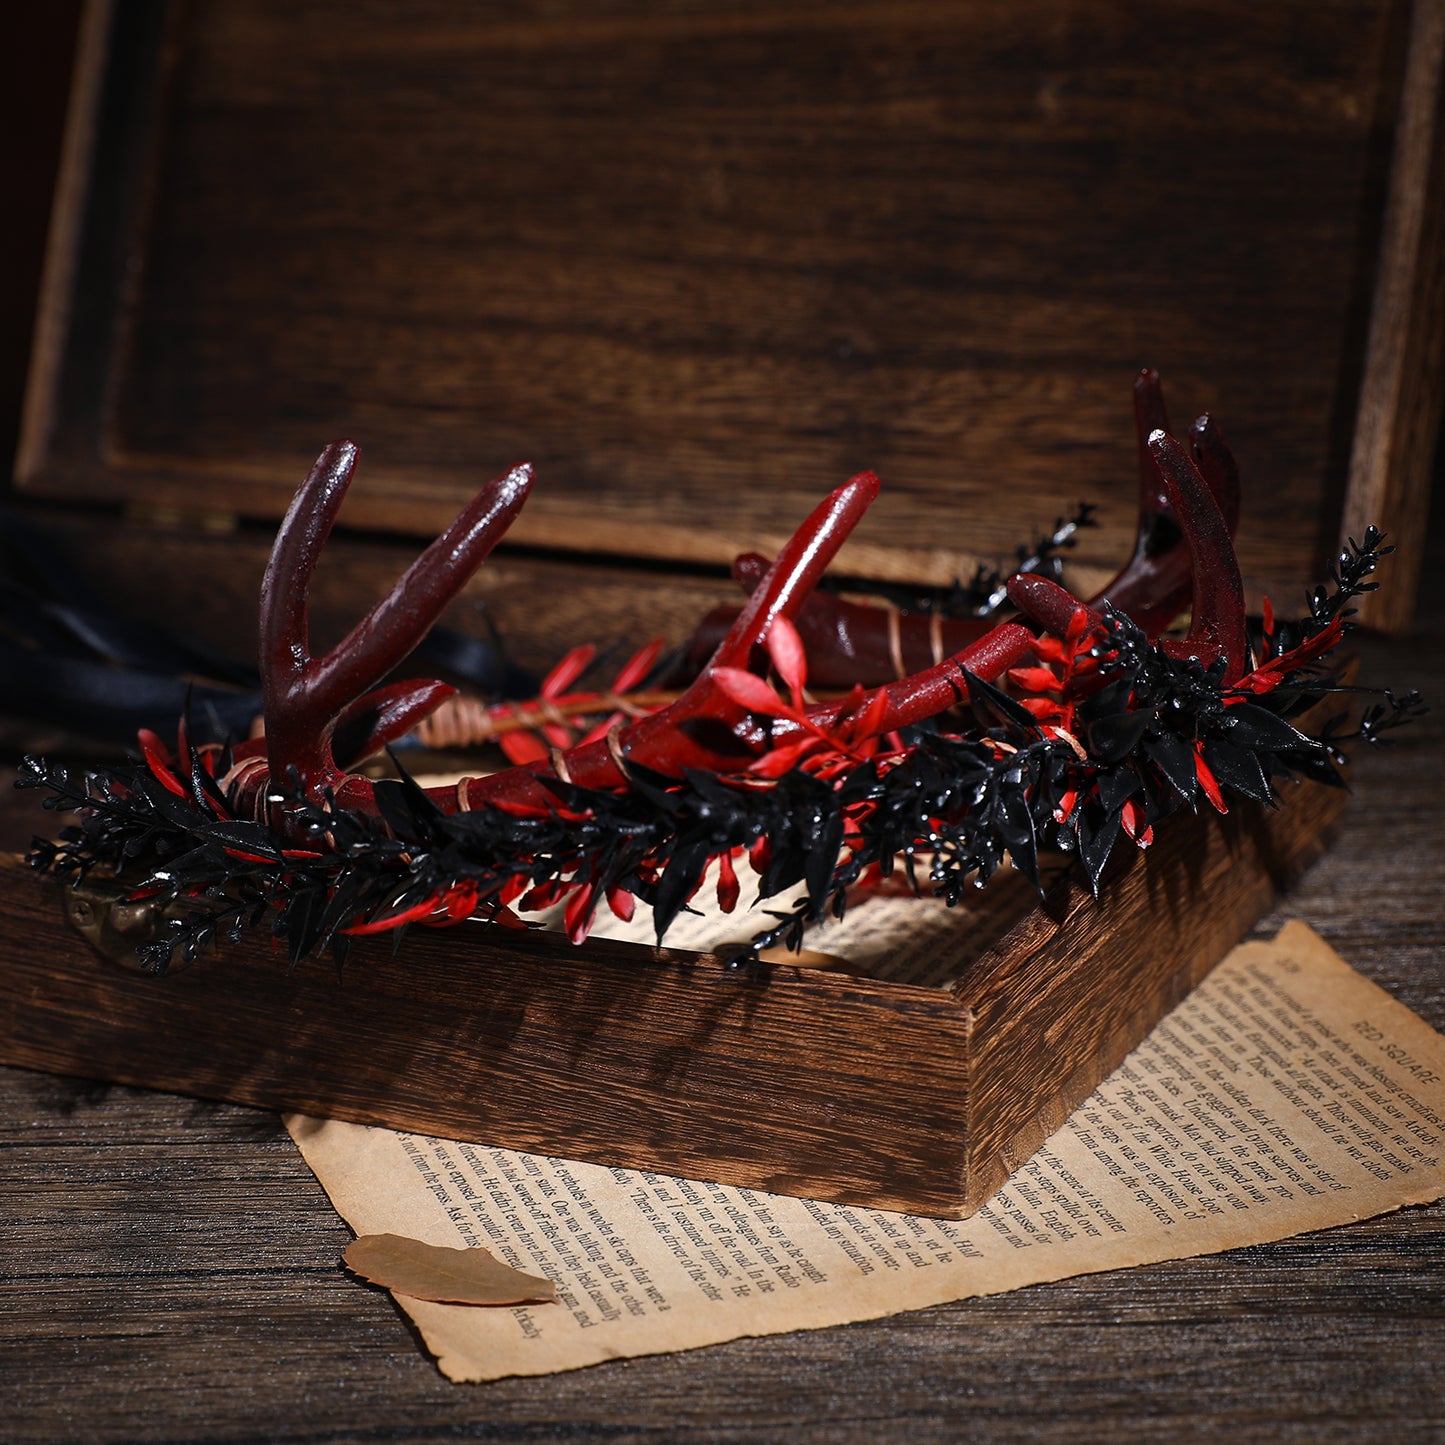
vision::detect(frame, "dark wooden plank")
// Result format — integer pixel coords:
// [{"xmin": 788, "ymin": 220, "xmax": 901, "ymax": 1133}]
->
[{"xmin": 18, "ymin": 0, "xmax": 1426, "ymax": 604}]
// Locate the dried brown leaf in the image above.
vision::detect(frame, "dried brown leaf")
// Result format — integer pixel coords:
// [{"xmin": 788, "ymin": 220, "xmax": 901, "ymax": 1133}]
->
[
  {"xmin": 343, "ymin": 1233, "xmax": 558, "ymax": 1306},
  {"xmin": 755, "ymin": 945, "xmax": 860, "ymax": 974}
]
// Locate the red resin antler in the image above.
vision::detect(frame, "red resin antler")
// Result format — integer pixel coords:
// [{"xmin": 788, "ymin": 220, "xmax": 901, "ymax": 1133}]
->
[
  {"xmin": 455, "ymin": 476, "xmax": 1031, "ymax": 814},
  {"xmin": 228, "ymin": 451, "xmax": 1032, "ymax": 827},
  {"xmin": 683, "ymin": 369, "xmax": 1241, "ymax": 686},
  {"xmin": 236, "ymin": 442, "xmax": 533, "ymax": 824},
  {"xmin": 1008, "ymin": 419, "xmax": 1249, "ymax": 683},
  {"xmin": 223, "ymin": 368, "xmax": 1249, "ymax": 837}
]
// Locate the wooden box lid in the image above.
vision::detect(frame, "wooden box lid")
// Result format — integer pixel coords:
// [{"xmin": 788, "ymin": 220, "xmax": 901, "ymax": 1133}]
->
[{"xmin": 17, "ymin": 0, "xmax": 1445, "ymax": 626}]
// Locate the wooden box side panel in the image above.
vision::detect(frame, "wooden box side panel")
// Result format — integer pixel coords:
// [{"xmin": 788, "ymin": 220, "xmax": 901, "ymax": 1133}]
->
[
  {"xmin": 1342, "ymin": 0, "xmax": 1445, "ymax": 631},
  {"xmin": 0, "ymin": 858, "xmax": 972, "ymax": 1216},
  {"xmin": 956, "ymin": 778, "xmax": 1349, "ymax": 1210},
  {"xmin": 17, "ymin": 0, "xmax": 1428, "ymax": 604}
]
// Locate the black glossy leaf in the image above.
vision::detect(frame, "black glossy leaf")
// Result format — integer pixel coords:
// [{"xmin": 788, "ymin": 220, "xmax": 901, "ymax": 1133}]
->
[
  {"xmin": 804, "ymin": 808, "xmax": 845, "ymax": 915},
  {"xmin": 371, "ymin": 777, "xmax": 425, "ymax": 838},
  {"xmin": 1221, "ymin": 702, "xmax": 1312, "ymax": 753},
  {"xmin": 1201, "ymin": 738, "xmax": 1272, "ymax": 804},
  {"xmin": 1077, "ymin": 674, "xmax": 1135, "ymax": 722},
  {"xmin": 195, "ymin": 819, "xmax": 285, "ymax": 864},
  {"xmin": 760, "ymin": 831, "xmax": 809, "ymax": 902},
  {"xmin": 282, "ymin": 885, "xmax": 328, "ymax": 966},
  {"xmin": 684, "ymin": 768, "xmax": 749, "ymax": 810},
  {"xmin": 995, "ymin": 784, "xmax": 1038, "ymax": 886},
  {"xmin": 1142, "ymin": 731, "xmax": 1198, "ymax": 803},
  {"xmin": 1095, "ymin": 766, "xmax": 1142, "ymax": 817},
  {"xmin": 314, "ymin": 866, "xmax": 376, "ymax": 950},
  {"xmin": 1275, "ymin": 750, "xmax": 1348, "ymax": 789},
  {"xmin": 1085, "ymin": 708, "xmax": 1153, "ymax": 764},
  {"xmin": 963, "ymin": 669, "xmax": 1039, "ymax": 735},
  {"xmin": 186, "ymin": 749, "xmax": 232, "ymax": 817},
  {"xmin": 1077, "ymin": 804, "xmax": 1124, "ymax": 896},
  {"xmin": 653, "ymin": 840, "xmax": 711, "ymax": 940},
  {"xmin": 132, "ymin": 774, "xmax": 210, "ymax": 832}
]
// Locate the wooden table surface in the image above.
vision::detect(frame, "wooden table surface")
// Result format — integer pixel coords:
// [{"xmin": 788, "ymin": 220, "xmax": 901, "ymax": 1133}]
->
[{"xmin": 3, "ymin": 515, "xmax": 1443, "ymax": 1443}]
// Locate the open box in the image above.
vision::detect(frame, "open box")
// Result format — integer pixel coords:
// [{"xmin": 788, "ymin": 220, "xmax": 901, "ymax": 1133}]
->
[{"xmin": 2, "ymin": 1, "xmax": 1442, "ymax": 1216}]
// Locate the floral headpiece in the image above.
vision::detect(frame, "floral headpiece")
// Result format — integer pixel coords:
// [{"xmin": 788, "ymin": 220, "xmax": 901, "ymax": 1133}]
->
[{"xmin": 20, "ymin": 371, "xmax": 1422, "ymax": 972}]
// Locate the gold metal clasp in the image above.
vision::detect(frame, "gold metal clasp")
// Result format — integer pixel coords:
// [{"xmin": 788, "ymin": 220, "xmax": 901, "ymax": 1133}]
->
[{"xmin": 61, "ymin": 878, "xmax": 193, "ymax": 974}]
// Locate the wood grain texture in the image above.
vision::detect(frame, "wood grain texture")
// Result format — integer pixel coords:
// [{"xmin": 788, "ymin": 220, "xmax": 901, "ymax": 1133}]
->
[
  {"xmin": 0, "ymin": 498, "xmax": 1440, "ymax": 1440},
  {"xmin": 1343, "ymin": 0, "xmax": 1445, "ymax": 631},
  {"xmin": 959, "ymin": 778, "xmax": 1346, "ymax": 1209},
  {"xmin": 17, "ymin": 0, "xmax": 1435, "ymax": 606},
  {"xmin": 24, "ymin": 510, "xmax": 742, "ymax": 678},
  {"xmin": 0, "ymin": 860, "xmax": 977, "ymax": 1214}
]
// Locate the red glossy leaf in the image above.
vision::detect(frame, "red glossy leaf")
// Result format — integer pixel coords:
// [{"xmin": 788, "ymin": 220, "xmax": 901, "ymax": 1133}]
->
[
  {"xmin": 497, "ymin": 874, "xmax": 529, "ymax": 904},
  {"xmin": 716, "ymin": 848, "xmax": 740, "ymax": 912},
  {"xmin": 1065, "ymin": 605, "xmax": 1094, "ymax": 644},
  {"xmin": 1007, "ymin": 666, "xmax": 1063, "ymax": 692},
  {"xmin": 578, "ymin": 710, "xmax": 625, "ymax": 747},
  {"xmin": 1194, "ymin": 745, "xmax": 1228, "ymax": 814},
  {"xmin": 767, "ymin": 615, "xmax": 808, "ymax": 700},
  {"xmin": 541, "ymin": 643, "xmax": 596, "ymax": 699},
  {"xmin": 606, "ymin": 884, "xmax": 636, "ymax": 923},
  {"xmin": 138, "ymin": 729, "xmax": 187, "ymax": 797},
  {"xmin": 749, "ymin": 738, "xmax": 824, "ymax": 777},
  {"xmin": 1030, "ymin": 634, "xmax": 1072, "ymax": 664},
  {"xmin": 565, "ymin": 882, "xmax": 596, "ymax": 944},
  {"xmin": 710, "ymin": 666, "xmax": 792, "ymax": 717},
  {"xmin": 344, "ymin": 892, "xmax": 446, "ymax": 934},
  {"xmin": 441, "ymin": 881, "xmax": 479, "ymax": 921},
  {"xmin": 521, "ymin": 878, "xmax": 565, "ymax": 911},
  {"xmin": 842, "ymin": 683, "xmax": 892, "ymax": 744},
  {"xmin": 1018, "ymin": 696, "xmax": 1064, "ymax": 719},
  {"xmin": 1121, "ymin": 797, "xmax": 1153, "ymax": 848},
  {"xmin": 611, "ymin": 637, "xmax": 665, "ymax": 693},
  {"xmin": 499, "ymin": 730, "xmax": 551, "ymax": 765}
]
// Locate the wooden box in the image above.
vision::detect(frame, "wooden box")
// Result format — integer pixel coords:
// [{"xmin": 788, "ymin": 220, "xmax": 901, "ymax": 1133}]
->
[{"xmin": 2, "ymin": 0, "xmax": 1442, "ymax": 1216}]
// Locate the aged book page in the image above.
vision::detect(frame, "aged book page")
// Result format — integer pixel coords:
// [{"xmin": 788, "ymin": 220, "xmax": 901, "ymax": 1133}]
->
[{"xmin": 287, "ymin": 921, "xmax": 1445, "ymax": 1382}]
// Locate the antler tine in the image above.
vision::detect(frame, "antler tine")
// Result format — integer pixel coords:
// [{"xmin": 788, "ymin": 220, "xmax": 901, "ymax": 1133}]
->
[
  {"xmin": 309, "ymin": 462, "xmax": 534, "ymax": 713},
  {"xmin": 258, "ymin": 449, "xmax": 533, "ymax": 811},
  {"xmin": 808, "ymin": 623, "xmax": 1033, "ymax": 738},
  {"xmin": 258, "ymin": 442, "xmax": 366, "ymax": 794},
  {"xmin": 260, "ymin": 441, "xmax": 359, "ymax": 700},
  {"xmin": 732, "ymin": 552, "xmax": 770, "ymax": 587},
  {"xmin": 1097, "ymin": 381, "xmax": 1243, "ymax": 639},
  {"xmin": 1147, "ymin": 430, "xmax": 1247, "ymax": 682},
  {"xmin": 1189, "ymin": 414, "xmax": 1241, "ymax": 537},
  {"xmin": 453, "ymin": 471, "xmax": 884, "ymax": 809},
  {"xmin": 1133, "ymin": 367, "xmax": 1172, "ymax": 516},
  {"xmin": 706, "ymin": 471, "xmax": 880, "ymax": 669},
  {"xmin": 1007, "ymin": 572, "xmax": 1105, "ymax": 637}
]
